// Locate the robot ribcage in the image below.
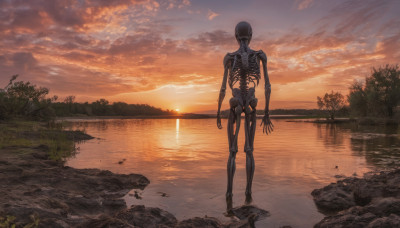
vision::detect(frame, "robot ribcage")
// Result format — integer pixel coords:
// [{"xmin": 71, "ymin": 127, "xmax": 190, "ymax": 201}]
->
[{"xmin": 228, "ymin": 53, "xmax": 261, "ymax": 93}]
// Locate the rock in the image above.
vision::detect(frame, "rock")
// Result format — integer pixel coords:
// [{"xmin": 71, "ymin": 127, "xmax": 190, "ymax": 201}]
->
[
  {"xmin": 311, "ymin": 180, "xmax": 355, "ymax": 213},
  {"xmin": 313, "ymin": 169, "xmax": 400, "ymax": 227},
  {"xmin": 312, "ymin": 169, "xmax": 400, "ymax": 213},
  {"xmin": 114, "ymin": 205, "xmax": 178, "ymax": 228},
  {"xmin": 367, "ymin": 214, "xmax": 400, "ymax": 228},
  {"xmin": 314, "ymin": 207, "xmax": 376, "ymax": 228},
  {"xmin": 334, "ymin": 175, "xmax": 345, "ymax": 179},
  {"xmin": 158, "ymin": 192, "xmax": 169, "ymax": 197},
  {"xmin": 133, "ymin": 190, "xmax": 142, "ymax": 199},
  {"xmin": 76, "ymin": 215, "xmax": 135, "ymax": 228},
  {"xmin": 231, "ymin": 205, "xmax": 270, "ymax": 221},
  {"xmin": 66, "ymin": 196, "xmax": 102, "ymax": 215},
  {"xmin": 177, "ymin": 217, "xmax": 222, "ymax": 228},
  {"xmin": 366, "ymin": 198, "xmax": 400, "ymax": 216},
  {"xmin": 102, "ymin": 198, "xmax": 127, "ymax": 213},
  {"xmin": 315, "ymin": 198, "xmax": 400, "ymax": 228}
]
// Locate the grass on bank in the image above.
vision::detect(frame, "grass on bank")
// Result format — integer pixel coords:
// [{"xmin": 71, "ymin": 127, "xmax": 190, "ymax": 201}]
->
[
  {"xmin": 0, "ymin": 120, "xmax": 91, "ymax": 227},
  {"xmin": 0, "ymin": 119, "xmax": 88, "ymax": 161},
  {"xmin": 0, "ymin": 214, "xmax": 39, "ymax": 228}
]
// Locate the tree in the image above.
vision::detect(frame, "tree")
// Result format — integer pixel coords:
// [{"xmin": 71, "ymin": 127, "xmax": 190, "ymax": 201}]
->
[
  {"xmin": 64, "ymin": 95, "xmax": 75, "ymax": 114},
  {"xmin": 317, "ymin": 91, "xmax": 345, "ymax": 120},
  {"xmin": 0, "ymin": 75, "xmax": 56, "ymax": 120},
  {"xmin": 348, "ymin": 65, "xmax": 400, "ymax": 117},
  {"xmin": 365, "ymin": 65, "xmax": 400, "ymax": 117},
  {"xmin": 348, "ymin": 81, "xmax": 367, "ymax": 117},
  {"xmin": 64, "ymin": 95, "xmax": 75, "ymax": 104},
  {"xmin": 91, "ymin": 98, "xmax": 110, "ymax": 115}
]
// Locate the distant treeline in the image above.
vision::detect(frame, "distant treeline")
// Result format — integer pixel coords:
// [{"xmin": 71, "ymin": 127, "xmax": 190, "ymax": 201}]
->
[
  {"xmin": 267, "ymin": 109, "xmax": 336, "ymax": 116},
  {"xmin": 52, "ymin": 97, "xmax": 176, "ymax": 117},
  {"xmin": 0, "ymin": 75, "xmax": 175, "ymax": 120}
]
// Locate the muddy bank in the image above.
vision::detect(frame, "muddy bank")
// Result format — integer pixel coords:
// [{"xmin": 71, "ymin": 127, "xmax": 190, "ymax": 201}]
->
[
  {"xmin": 0, "ymin": 139, "xmax": 271, "ymax": 227},
  {"xmin": 312, "ymin": 169, "xmax": 400, "ymax": 227},
  {"xmin": 0, "ymin": 146, "xmax": 149, "ymax": 227}
]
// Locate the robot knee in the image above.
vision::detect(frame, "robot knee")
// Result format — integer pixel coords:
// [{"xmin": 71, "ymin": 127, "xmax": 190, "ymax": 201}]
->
[
  {"xmin": 244, "ymin": 147, "xmax": 254, "ymax": 155},
  {"xmin": 229, "ymin": 148, "xmax": 238, "ymax": 158}
]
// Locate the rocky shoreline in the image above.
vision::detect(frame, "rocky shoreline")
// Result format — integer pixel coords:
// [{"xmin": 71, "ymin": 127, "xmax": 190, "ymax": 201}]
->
[
  {"xmin": 312, "ymin": 169, "xmax": 400, "ymax": 227},
  {"xmin": 0, "ymin": 139, "xmax": 270, "ymax": 227}
]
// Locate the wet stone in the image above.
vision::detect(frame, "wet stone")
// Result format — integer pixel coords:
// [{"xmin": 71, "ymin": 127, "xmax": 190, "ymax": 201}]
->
[
  {"xmin": 114, "ymin": 205, "xmax": 178, "ymax": 228},
  {"xmin": 231, "ymin": 205, "xmax": 270, "ymax": 221},
  {"xmin": 313, "ymin": 169, "xmax": 400, "ymax": 227}
]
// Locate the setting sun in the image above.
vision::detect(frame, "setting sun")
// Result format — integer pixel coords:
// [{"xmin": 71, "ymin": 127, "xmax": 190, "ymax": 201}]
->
[{"xmin": 175, "ymin": 109, "xmax": 180, "ymax": 112}]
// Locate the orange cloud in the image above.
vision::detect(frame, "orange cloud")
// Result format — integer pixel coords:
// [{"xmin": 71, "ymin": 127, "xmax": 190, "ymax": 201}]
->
[{"xmin": 0, "ymin": 0, "xmax": 399, "ymax": 112}]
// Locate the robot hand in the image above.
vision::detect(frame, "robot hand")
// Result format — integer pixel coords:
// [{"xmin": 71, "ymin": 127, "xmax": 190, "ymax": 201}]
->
[{"xmin": 260, "ymin": 114, "xmax": 274, "ymax": 135}]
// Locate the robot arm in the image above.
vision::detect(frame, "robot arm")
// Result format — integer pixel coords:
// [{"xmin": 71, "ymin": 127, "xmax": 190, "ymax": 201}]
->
[
  {"xmin": 259, "ymin": 51, "xmax": 274, "ymax": 134},
  {"xmin": 217, "ymin": 54, "xmax": 231, "ymax": 129}
]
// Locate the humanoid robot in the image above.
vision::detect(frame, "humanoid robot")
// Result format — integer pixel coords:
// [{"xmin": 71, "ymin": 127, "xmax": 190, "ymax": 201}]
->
[{"xmin": 217, "ymin": 21, "xmax": 273, "ymax": 204}]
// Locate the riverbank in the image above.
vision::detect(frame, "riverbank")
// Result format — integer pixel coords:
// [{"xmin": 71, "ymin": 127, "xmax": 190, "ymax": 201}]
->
[
  {"xmin": 286, "ymin": 118, "xmax": 355, "ymax": 123},
  {"xmin": 0, "ymin": 121, "xmax": 271, "ymax": 227},
  {"xmin": 312, "ymin": 169, "xmax": 400, "ymax": 227}
]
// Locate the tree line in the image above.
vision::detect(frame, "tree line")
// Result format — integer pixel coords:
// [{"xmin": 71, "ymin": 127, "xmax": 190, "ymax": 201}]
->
[
  {"xmin": 318, "ymin": 65, "xmax": 400, "ymax": 120},
  {"xmin": 52, "ymin": 96, "xmax": 176, "ymax": 117},
  {"xmin": 0, "ymin": 75, "xmax": 176, "ymax": 120}
]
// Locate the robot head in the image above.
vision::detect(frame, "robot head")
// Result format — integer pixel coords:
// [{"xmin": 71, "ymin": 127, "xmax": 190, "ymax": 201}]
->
[{"xmin": 235, "ymin": 21, "xmax": 252, "ymax": 45}]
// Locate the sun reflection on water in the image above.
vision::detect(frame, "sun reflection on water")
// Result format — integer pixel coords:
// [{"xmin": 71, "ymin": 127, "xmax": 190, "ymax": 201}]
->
[{"xmin": 176, "ymin": 119, "xmax": 180, "ymax": 141}]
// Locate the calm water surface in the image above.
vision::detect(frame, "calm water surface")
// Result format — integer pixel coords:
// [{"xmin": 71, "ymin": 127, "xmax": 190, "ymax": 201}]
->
[{"xmin": 66, "ymin": 119, "xmax": 400, "ymax": 227}]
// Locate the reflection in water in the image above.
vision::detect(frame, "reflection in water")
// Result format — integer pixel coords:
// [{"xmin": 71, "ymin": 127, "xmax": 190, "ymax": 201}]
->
[
  {"xmin": 349, "ymin": 125, "xmax": 400, "ymax": 168},
  {"xmin": 176, "ymin": 119, "xmax": 179, "ymax": 140},
  {"xmin": 316, "ymin": 124, "xmax": 346, "ymax": 147},
  {"xmin": 316, "ymin": 123, "xmax": 400, "ymax": 168},
  {"xmin": 65, "ymin": 119, "xmax": 399, "ymax": 228}
]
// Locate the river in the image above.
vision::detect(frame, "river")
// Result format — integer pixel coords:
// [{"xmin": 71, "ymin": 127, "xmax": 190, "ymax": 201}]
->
[{"xmin": 65, "ymin": 118, "xmax": 400, "ymax": 227}]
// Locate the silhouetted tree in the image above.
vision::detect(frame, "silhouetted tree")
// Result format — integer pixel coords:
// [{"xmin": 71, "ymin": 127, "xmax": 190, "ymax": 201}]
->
[
  {"xmin": 92, "ymin": 99, "xmax": 110, "ymax": 115},
  {"xmin": 64, "ymin": 95, "xmax": 75, "ymax": 114},
  {"xmin": 317, "ymin": 91, "xmax": 345, "ymax": 120},
  {"xmin": 348, "ymin": 65, "xmax": 400, "ymax": 117},
  {"xmin": 348, "ymin": 81, "xmax": 368, "ymax": 116},
  {"xmin": 0, "ymin": 75, "xmax": 56, "ymax": 120}
]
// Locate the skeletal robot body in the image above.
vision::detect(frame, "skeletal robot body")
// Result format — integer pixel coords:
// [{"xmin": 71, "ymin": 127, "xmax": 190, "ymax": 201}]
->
[
  {"xmin": 217, "ymin": 22, "xmax": 273, "ymax": 205},
  {"xmin": 225, "ymin": 49, "xmax": 265, "ymax": 115}
]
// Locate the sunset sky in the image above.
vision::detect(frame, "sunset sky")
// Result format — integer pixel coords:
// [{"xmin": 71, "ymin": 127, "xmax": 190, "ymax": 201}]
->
[{"xmin": 1, "ymin": 0, "xmax": 399, "ymax": 113}]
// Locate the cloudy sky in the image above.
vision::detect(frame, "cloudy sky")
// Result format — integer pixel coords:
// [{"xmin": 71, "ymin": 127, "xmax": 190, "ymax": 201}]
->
[{"xmin": 1, "ymin": 0, "xmax": 399, "ymax": 112}]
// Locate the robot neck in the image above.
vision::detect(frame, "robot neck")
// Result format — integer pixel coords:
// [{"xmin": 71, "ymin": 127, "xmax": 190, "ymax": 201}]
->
[{"xmin": 239, "ymin": 39, "xmax": 249, "ymax": 53}]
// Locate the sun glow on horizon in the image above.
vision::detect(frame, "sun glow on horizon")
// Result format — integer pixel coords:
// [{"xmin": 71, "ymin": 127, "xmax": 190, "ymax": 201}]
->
[{"xmin": 1, "ymin": 0, "xmax": 398, "ymax": 112}]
